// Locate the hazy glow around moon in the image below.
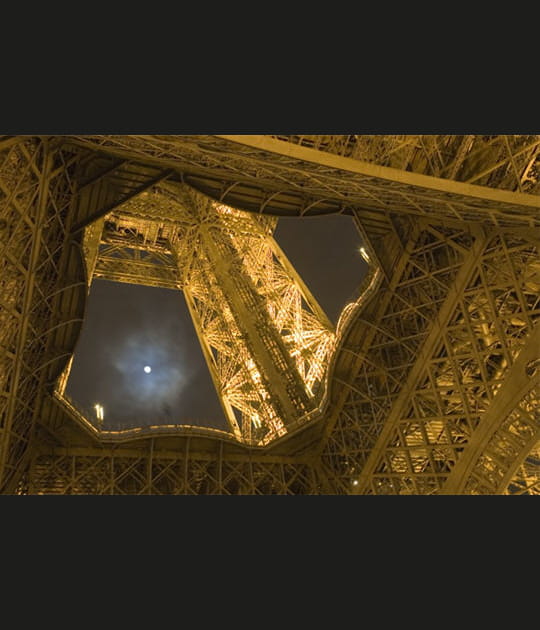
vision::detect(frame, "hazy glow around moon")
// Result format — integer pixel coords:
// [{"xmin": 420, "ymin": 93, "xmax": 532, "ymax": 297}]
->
[{"xmin": 144, "ymin": 366, "xmax": 152, "ymax": 373}]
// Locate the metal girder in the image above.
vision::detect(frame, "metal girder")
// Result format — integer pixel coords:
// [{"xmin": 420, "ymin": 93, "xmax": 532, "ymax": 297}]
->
[
  {"xmin": 184, "ymin": 285, "xmax": 243, "ymax": 441},
  {"xmin": 56, "ymin": 183, "xmax": 335, "ymax": 447},
  {"xmin": 441, "ymin": 324, "xmax": 540, "ymax": 494},
  {"xmin": 318, "ymin": 215, "xmax": 540, "ymax": 494},
  {"xmin": 317, "ymin": 218, "xmax": 430, "ymax": 492},
  {"xmin": 2, "ymin": 134, "xmax": 539, "ymax": 495},
  {"xmin": 0, "ymin": 139, "xmax": 87, "ymax": 491},
  {"xmin": 335, "ymin": 224, "xmax": 538, "ymax": 494},
  {"xmin": 319, "ymin": 215, "xmax": 421, "ymax": 447},
  {"xmin": 350, "ymin": 226, "xmax": 488, "ymax": 494},
  {"xmin": 27, "ymin": 445, "xmax": 324, "ymax": 495},
  {"xmin": 71, "ymin": 169, "xmax": 174, "ymax": 234},
  {"xmin": 0, "ymin": 136, "xmax": 28, "ymax": 152},
  {"xmin": 218, "ymin": 135, "xmax": 540, "ymax": 224},
  {"xmin": 77, "ymin": 159, "xmax": 129, "ymax": 190},
  {"xmin": 0, "ymin": 142, "xmax": 51, "ymax": 487},
  {"xmin": 89, "ymin": 211, "xmax": 181, "ymax": 289},
  {"xmin": 64, "ymin": 135, "xmax": 540, "ymax": 226},
  {"xmin": 270, "ymin": 134, "xmax": 540, "ymax": 194},
  {"xmin": 168, "ymin": 187, "xmax": 333, "ymax": 443},
  {"xmin": 93, "ymin": 250, "xmax": 180, "ymax": 290},
  {"xmin": 503, "ymin": 441, "xmax": 540, "ymax": 495}
]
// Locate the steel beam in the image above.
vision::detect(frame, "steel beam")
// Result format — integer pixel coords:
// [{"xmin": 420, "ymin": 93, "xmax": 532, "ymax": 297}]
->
[
  {"xmin": 0, "ymin": 142, "xmax": 50, "ymax": 488},
  {"xmin": 72, "ymin": 169, "xmax": 174, "ymax": 233},
  {"xmin": 350, "ymin": 226, "xmax": 487, "ymax": 493},
  {"xmin": 64, "ymin": 135, "xmax": 540, "ymax": 226},
  {"xmin": 217, "ymin": 135, "xmax": 540, "ymax": 218},
  {"xmin": 441, "ymin": 323, "xmax": 540, "ymax": 494}
]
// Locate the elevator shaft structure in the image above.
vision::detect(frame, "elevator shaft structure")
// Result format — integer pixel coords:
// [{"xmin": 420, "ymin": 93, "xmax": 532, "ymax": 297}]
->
[{"xmin": 85, "ymin": 183, "xmax": 334, "ymax": 445}]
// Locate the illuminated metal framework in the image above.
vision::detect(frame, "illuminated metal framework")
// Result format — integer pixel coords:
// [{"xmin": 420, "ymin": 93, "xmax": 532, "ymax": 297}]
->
[
  {"xmin": 320, "ymin": 221, "xmax": 540, "ymax": 495},
  {"xmin": 271, "ymin": 135, "xmax": 540, "ymax": 195},
  {"xmin": 0, "ymin": 139, "xmax": 86, "ymax": 490},
  {"xmin": 1, "ymin": 134, "xmax": 539, "ymax": 495},
  {"xmin": 25, "ymin": 444, "xmax": 325, "ymax": 495},
  {"xmin": 84, "ymin": 183, "xmax": 334, "ymax": 445}
]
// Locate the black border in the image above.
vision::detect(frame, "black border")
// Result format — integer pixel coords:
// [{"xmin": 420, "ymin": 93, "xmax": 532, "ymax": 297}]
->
[
  {"xmin": 3, "ymin": 67, "xmax": 538, "ymax": 134},
  {"xmin": 3, "ymin": 497, "xmax": 530, "ymax": 626},
  {"xmin": 4, "ymin": 12, "xmax": 538, "ymax": 135},
  {"xmin": 2, "ymin": 494, "xmax": 533, "ymax": 567}
]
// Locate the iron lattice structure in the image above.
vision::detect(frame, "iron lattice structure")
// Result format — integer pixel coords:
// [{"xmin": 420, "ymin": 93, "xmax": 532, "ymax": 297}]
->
[
  {"xmin": 76, "ymin": 183, "xmax": 334, "ymax": 445},
  {"xmin": 0, "ymin": 134, "xmax": 539, "ymax": 495}
]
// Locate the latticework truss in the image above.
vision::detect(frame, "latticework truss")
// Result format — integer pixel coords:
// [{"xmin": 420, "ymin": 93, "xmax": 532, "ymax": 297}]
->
[
  {"xmin": 321, "ymin": 222, "xmax": 539, "ymax": 495},
  {"xmin": 69, "ymin": 183, "xmax": 334, "ymax": 446},
  {"xmin": 0, "ymin": 139, "xmax": 85, "ymax": 491},
  {"xmin": 25, "ymin": 444, "xmax": 325, "ymax": 495},
  {"xmin": 272, "ymin": 134, "xmax": 540, "ymax": 195},
  {"xmin": 1, "ymin": 134, "xmax": 538, "ymax": 495}
]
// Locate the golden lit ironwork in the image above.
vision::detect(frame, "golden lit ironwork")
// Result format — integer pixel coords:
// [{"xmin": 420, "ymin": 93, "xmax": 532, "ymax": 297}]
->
[
  {"xmin": 1, "ymin": 134, "xmax": 538, "ymax": 495},
  {"xmin": 83, "ymin": 183, "xmax": 335, "ymax": 445}
]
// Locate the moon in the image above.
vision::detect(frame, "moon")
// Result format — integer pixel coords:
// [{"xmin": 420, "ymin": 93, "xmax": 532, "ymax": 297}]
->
[{"xmin": 144, "ymin": 366, "xmax": 152, "ymax": 374}]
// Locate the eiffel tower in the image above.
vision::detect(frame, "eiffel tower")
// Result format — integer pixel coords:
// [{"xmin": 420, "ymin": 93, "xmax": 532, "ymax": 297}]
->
[{"xmin": 0, "ymin": 135, "xmax": 538, "ymax": 495}]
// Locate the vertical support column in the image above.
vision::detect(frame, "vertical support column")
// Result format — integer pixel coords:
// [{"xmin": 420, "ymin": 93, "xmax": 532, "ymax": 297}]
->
[
  {"xmin": 183, "ymin": 286, "xmax": 243, "ymax": 440},
  {"xmin": 441, "ymin": 322, "xmax": 540, "ymax": 494},
  {"xmin": 168, "ymin": 184, "xmax": 332, "ymax": 443},
  {"xmin": 350, "ymin": 225, "xmax": 488, "ymax": 493},
  {"xmin": 0, "ymin": 140, "xmax": 51, "ymax": 489},
  {"xmin": 198, "ymin": 220, "xmax": 310, "ymax": 424}
]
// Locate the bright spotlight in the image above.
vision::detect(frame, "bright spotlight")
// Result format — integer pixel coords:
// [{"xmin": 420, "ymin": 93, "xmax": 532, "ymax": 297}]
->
[
  {"xmin": 144, "ymin": 366, "xmax": 152, "ymax": 374},
  {"xmin": 94, "ymin": 403, "xmax": 104, "ymax": 422},
  {"xmin": 359, "ymin": 247, "xmax": 370, "ymax": 263}
]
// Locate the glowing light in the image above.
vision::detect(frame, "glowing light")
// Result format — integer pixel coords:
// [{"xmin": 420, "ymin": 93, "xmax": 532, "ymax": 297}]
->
[
  {"xmin": 144, "ymin": 366, "xmax": 152, "ymax": 373},
  {"xmin": 94, "ymin": 403, "xmax": 104, "ymax": 422},
  {"xmin": 359, "ymin": 247, "xmax": 370, "ymax": 263},
  {"xmin": 352, "ymin": 480, "xmax": 359, "ymax": 486}
]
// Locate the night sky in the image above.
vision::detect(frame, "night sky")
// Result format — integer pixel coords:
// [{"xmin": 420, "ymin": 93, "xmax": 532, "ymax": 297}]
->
[{"xmin": 65, "ymin": 214, "xmax": 368, "ymax": 430}]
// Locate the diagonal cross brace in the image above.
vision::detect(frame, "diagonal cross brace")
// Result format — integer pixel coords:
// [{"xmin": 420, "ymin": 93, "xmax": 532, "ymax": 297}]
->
[{"xmin": 71, "ymin": 169, "xmax": 175, "ymax": 234}]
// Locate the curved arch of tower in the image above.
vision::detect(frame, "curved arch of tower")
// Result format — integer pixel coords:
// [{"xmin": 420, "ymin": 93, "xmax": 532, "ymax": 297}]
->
[{"xmin": 0, "ymin": 134, "xmax": 538, "ymax": 494}]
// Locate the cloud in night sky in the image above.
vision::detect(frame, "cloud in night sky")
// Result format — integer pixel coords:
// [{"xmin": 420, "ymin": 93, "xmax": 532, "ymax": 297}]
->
[{"xmin": 65, "ymin": 280, "xmax": 228, "ymax": 430}]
